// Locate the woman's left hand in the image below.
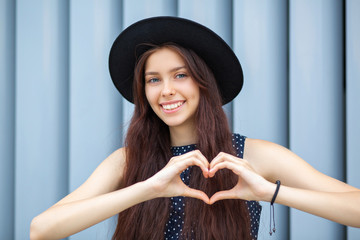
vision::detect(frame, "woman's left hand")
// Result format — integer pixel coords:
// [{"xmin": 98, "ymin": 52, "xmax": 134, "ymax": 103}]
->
[{"xmin": 208, "ymin": 152, "xmax": 275, "ymax": 204}]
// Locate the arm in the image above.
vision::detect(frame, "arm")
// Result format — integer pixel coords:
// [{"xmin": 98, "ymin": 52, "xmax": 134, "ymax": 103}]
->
[
  {"xmin": 31, "ymin": 181, "xmax": 157, "ymax": 240},
  {"xmin": 30, "ymin": 148, "xmax": 209, "ymax": 240},
  {"xmin": 30, "ymin": 148, "xmax": 138, "ymax": 239},
  {"xmin": 276, "ymin": 185, "xmax": 360, "ymax": 227},
  {"xmin": 208, "ymin": 138, "xmax": 360, "ymax": 227}
]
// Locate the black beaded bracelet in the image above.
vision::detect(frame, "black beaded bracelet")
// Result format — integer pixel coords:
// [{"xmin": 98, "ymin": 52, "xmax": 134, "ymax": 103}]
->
[{"xmin": 269, "ymin": 180, "xmax": 281, "ymax": 236}]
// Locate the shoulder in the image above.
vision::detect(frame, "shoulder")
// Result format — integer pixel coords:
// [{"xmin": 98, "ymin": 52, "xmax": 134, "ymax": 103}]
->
[
  {"xmin": 243, "ymin": 138, "xmax": 292, "ymax": 181},
  {"xmin": 81, "ymin": 146, "xmax": 128, "ymax": 188},
  {"xmin": 243, "ymin": 137, "xmax": 283, "ymax": 162},
  {"xmin": 232, "ymin": 133, "xmax": 280, "ymax": 156},
  {"xmin": 106, "ymin": 147, "xmax": 127, "ymax": 170},
  {"xmin": 243, "ymin": 138, "xmax": 358, "ymax": 192},
  {"xmin": 80, "ymin": 147, "xmax": 127, "ymax": 192},
  {"xmin": 244, "ymin": 138, "xmax": 284, "ymax": 153},
  {"xmin": 53, "ymin": 147, "xmax": 127, "ymax": 206},
  {"xmin": 95, "ymin": 147, "xmax": 127, "ymax": 179},
  {"xmin": 100, "ymin": 147, "xmax": 127, "ymax": 187}
]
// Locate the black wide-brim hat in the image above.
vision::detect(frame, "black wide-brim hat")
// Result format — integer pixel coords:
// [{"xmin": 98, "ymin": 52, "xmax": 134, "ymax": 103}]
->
[{"xmin": 109, "ymin": 16, "xmax": 243, "ymax": 105}]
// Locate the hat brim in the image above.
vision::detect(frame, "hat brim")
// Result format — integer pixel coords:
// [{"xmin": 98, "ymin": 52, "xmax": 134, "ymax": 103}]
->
[{"xmin": 109, "ymin": 16, "xmax": 243, "ymax": 105}]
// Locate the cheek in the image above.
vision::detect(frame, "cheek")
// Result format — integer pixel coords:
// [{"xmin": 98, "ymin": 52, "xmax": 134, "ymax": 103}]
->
[
  {"xmin": 145, "ymin": 87, "xmax": 157, "ymax": 107},
  {"xmin": 144, "ymin": 87, "xmax": 150, "ymax": 103},
  {"xmin": 188, "ymin": 83, "xmax": 200, "ymax": 102},
  {"xmin": 144, "ymin": 86, "xmax": 151, "ymax": 100}
]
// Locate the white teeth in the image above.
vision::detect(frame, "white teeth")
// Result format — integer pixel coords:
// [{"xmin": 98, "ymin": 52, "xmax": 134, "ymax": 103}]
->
[{"xmin": 162, "ymin": 102, "xmax": 183, "ymax": 110}]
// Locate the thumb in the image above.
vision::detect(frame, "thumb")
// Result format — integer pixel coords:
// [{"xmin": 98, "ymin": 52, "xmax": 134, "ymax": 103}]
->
[
  {"xmin": 209, "ymin": 190, "xmax": 235, "ymax": 204},
  {"xmin": 183, "ymin": 186, "xmax": 210, "ymax": 204}
]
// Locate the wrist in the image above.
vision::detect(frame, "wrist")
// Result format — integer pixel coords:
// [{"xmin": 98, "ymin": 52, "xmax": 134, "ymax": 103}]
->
[
  {"xmin": 269, "ymin": 180, "xmax": 281, "ymax": 236},
  {"xmin": 262, "ymin": 182, "xmax": 278, "ymax": 202},
  {"xmin": 131, "ymin": 180, "xmax": 161, "ymax": 202},
  {"xmin": 141, "ymin": 178, "xmax": 163, "ymax": 199},
  {"xmin": 270, "ymin": 180, "xmax": 281, "ymax": 204}
]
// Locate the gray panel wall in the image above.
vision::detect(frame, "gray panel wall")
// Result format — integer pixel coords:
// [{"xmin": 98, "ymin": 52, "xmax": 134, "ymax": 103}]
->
[
  {"xmin": 15, "ymin": 1, "xmax": 69, "ymax": 239},
  {"xmin": 289, "ymin": 1, "xmax": 344, "ymax": 239},
  {"xmin": 0, "ymin": 0, "xmax": 359, "ymax": 239},
  {"xmin": 0, "ymin": 0, "xmax": 15, "ymax": 239},
  {"xmin": 234, "ymin": 1, "xmax": 289, "ymax": 239},
  {"xmin": 346, "ymin": 0, "xmax": 360, "ymax": 239},
  {"xmin": 69, "ymin": 0, "xmax": 122, "ymax": 239}
]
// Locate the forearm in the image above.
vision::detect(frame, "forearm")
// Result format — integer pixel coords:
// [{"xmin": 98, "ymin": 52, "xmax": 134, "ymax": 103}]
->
[
  {"xmin": 275, "ymin": 186, "xmax": 360, "ymax": 228},
  {"xmin": 30, "ymin": 181, "xmax": 156, "ymax": 240}
]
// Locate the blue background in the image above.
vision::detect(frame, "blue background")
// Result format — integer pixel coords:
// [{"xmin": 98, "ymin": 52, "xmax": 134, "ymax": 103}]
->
[{"xmin": 1, "ymin": 0, "xmax": 359, "ymax": 239}]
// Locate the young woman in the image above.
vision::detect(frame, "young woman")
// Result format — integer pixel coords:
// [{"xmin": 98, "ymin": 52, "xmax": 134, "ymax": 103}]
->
[{"xmin": 30, "ymin": 17, "xmax": 360, "ymax": 240}]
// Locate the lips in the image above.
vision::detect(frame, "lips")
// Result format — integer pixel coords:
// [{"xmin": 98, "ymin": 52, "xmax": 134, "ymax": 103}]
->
[{"xmin": 160, "ymin": 101, "xmax": 185, "ymax": 112}]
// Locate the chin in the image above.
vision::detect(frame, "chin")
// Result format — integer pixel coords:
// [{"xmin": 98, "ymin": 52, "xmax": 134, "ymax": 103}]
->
[
  {"xmin": 163, "ymin": 120, "xmax": 184, "ymax": 128},
  {"xmin": 163, "ymin": 117, "xmax": 195, "ymax": 130}
]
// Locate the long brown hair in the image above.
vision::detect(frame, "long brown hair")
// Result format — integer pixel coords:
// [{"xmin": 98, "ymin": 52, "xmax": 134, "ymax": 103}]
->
[{"xmin": 112, "ymin": 44, "xmax": 251, "ymax": 239}]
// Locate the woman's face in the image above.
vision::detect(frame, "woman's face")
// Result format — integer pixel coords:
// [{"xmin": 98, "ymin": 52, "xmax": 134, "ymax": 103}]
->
[{"xmin": 144, "ymin": 47, "xmax": 200, "ymax": 129}]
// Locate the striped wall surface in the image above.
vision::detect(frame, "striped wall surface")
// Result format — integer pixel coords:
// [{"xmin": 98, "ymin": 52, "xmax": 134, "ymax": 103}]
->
[{"xmin": 0, "ymin": 0, "xmax": 359, "ymax": 239}]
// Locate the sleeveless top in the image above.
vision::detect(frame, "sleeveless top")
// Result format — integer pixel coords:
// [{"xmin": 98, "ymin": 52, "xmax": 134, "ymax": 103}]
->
[{"xmin": 164, "ymin": 134, "xmax": 261, "ymax": 240}]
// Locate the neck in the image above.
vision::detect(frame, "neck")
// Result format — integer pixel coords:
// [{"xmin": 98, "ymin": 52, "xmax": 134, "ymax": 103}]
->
[{"xmin": 169, "ymin": 124, "xmax": 198, "ymax": 146}]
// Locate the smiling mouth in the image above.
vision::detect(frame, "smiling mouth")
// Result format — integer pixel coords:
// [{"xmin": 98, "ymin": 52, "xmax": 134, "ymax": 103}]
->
[{"xmin": 161, "ymin": 101, "xmax": 185, "ymax": 111}]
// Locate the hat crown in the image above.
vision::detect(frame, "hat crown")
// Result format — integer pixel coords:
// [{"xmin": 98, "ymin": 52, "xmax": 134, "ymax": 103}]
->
[{"xmin": 109, "ymin": 16, "xmax": 243, "ymax": 105}]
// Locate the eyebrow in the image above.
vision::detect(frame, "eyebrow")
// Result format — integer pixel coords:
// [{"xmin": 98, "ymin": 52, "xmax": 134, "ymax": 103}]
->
[{"xmin": 144, "ymin": 66, "xmax": 186, "ymax": 76}]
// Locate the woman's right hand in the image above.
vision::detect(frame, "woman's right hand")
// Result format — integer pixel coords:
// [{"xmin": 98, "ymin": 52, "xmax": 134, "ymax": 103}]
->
[{"xmin": 145, "ymin": 150, "xmax": 210, "ymax": 204}]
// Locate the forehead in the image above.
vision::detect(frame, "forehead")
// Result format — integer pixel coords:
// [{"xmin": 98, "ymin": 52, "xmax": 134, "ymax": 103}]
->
[{"xmin": 145, "ymin": 47, "xmax": 185, "ymax": 71}]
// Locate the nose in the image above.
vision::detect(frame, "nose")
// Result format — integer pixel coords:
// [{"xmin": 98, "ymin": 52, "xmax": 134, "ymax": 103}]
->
[{"xmin": 161, "ymin": 80, "xmax": 176, "ymax": 97}]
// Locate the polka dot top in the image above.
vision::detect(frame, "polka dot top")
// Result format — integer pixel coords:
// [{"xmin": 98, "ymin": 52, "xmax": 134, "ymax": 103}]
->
[{"xmin": 164, "ymin": 134, "xmax": 262, "ymax": 240}]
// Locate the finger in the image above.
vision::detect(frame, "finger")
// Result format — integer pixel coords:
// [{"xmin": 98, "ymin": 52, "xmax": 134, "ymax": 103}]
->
[
  {"xmin": 192, "ymin": 150, "xmax": 210, "ymax": 166},
  {"xmin": 183, "ymin": 186, "xmax": 210, "ymax": 204},
  {"xmin": 169, "ymin": 150, "xmax": 210, "ymax": 176},
  {"xmin": 176, "ymin": 155, "xmax": 209, "ymax": 178},
  {"xmin": 191, "ymin": 150, "xmax": 210, "ymax": 177},
  {"xmin": 209, "ymin": 189, "xmax": 237, "ymax": 204},
  {"xmin": 210, "ymin": 152, "xmax": 241, "ymax": 169},
  {"xmin": 172, "ymin": 149, "xmax": 208, "ymax": 166},
  {"xmin": 209, "ymin": 161, "xmax": 241, "ymax": 178},
  {"xmin": 188, "ymin": 150, "xmax": 210, "ymax": 172},
  {"xmin": 209, "ymin": 152, "xmax": 225, "ymax": 168}
]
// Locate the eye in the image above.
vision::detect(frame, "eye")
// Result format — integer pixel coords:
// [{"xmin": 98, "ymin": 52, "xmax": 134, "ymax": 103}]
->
[
  {"xmin": 147, "ymin": 77, "xmax": 160, "ymax": 83},
  {"xmin": 175, "ymin": 73, "xmax": 187, "ymax": 79}
]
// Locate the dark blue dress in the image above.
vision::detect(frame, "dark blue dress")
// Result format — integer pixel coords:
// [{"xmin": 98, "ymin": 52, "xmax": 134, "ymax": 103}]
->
[{"xmin": 164, "ymin": 134, "xmax": 262, "ymax": 240}]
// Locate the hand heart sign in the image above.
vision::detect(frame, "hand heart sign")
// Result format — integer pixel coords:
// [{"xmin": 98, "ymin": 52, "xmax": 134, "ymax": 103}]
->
[{"xmin": 148, "ymin": 150, "xmax": 271, "ymax": 205}]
